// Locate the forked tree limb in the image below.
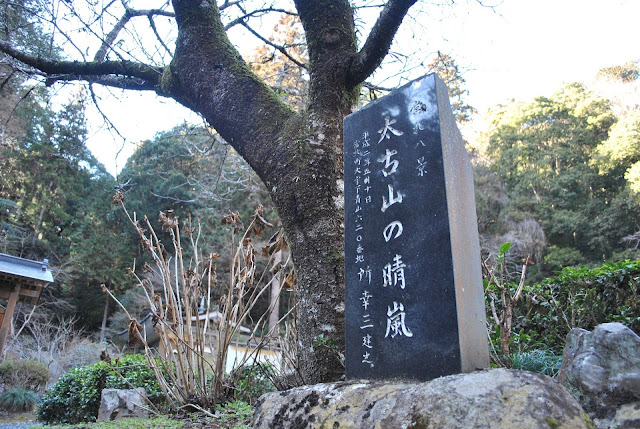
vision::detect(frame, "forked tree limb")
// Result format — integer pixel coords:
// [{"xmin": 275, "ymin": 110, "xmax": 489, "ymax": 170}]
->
[{"xmin": 347, "ymin": 0, "xmax": 419, "ymax": 88}]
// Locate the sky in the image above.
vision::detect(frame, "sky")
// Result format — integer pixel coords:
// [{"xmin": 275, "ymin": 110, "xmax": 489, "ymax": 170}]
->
[
  {"xmin": 82, "ymin": 0, "xmax": 640, "ymax": 176},
  {"xmin": 448, "ymin": 0, "xmax": 639, "ymax": 112}
]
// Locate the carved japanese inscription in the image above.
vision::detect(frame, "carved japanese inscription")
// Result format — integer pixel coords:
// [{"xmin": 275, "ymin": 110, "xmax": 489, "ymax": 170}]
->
[{"xmin": 344, "ymin": 73, "xmax": 489, "ymax": 381}]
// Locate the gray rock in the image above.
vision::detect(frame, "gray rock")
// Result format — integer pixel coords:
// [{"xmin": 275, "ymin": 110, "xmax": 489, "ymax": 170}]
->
[
  {"xmin": 97, "ymin": 388, "xmax": 148, "ymax": 421},
  {"xmin": 610, "ymin": 401, "xmax": 640, "ymax": 428},
  {"xmin": 594, "ymin": 402, "xmax": 640, "ymax": 429},
  {"xmin": 253, "ymin": 368, "xmax": 593, "ymax": 428},
  {"xmin": 558, "ymin": 323, "xmax": 640, "ymax": 418}
]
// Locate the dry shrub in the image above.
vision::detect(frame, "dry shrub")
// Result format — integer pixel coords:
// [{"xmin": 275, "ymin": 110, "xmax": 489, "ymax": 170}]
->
[
  {"xmin": 483, "ymin": 242, "xmax": 531, "ymax": 365},
  {"xmin": 482, "ymin": 216, "xmax": 546, "ymax": 273},
  {"xmin": 106, "ymin": 198, "xmax": 297, "ymax": 413},
  {"xmin": 0, "ymin": 358, "xmax": 48, "ymax": 392},
  {"xmin": 4, "ymin": 306, "xmax": 113, "ymax": 383}
]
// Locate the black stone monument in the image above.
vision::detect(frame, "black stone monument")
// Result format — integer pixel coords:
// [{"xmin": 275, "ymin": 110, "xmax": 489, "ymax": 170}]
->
[{"xmin": 343, "ymin": 73, "xmax": 489, "ymax": 381}]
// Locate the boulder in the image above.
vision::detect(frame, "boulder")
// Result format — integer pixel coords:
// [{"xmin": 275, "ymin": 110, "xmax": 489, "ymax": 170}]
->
[
  {"xmin": 97, "ymin": 388, "xmax": 148, "ymax": 421},
  {"xmin": 594, "ymin": 401, "xmax": 640, "ymax": 429},
  {"xmin": 253, "ymin": 368, "xmax": 592, "ymax": 428},
  {"xmin": 558, "ymin": 323, "xmax": 640, "ymax": 419}
]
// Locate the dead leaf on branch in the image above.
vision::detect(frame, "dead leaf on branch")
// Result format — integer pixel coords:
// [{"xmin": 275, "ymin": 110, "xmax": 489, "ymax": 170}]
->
[
  {"xmin": 165, "ymin": 305, "xmax": 174, "ymax": 322},
  {"xmin": 221, "ymin": 211, "xmax": 243, "ymax": 232},
  {"xmin": 283, "ymin": 269, "xmax": 297, "ymax": 291},
  {"xmin": 241, "ymin": 240, "xmax": 257, "ymax": 272},
  {"xmin": 139, "ymin": 236, "xmax": 153, "ymax": 252},
  {"xmin": 111, "ymin": 191, "xmax": 125, "ymax": 205},
  {"xmin": 269, "ymin": 262, "xmax": 282, "ymax": 274},
  {"xmin": 263, "ymin": 229, "xmax": 288, "ymax": 257},
  {"xmin": 151, "ymin": 313, "xmax": 160, "ymax": 328},
  {"xmin": 141, "ymin": 278, "xmax": 154, "ymax": 293},
  {"xmin": 158, "ymin": 243, "xmax": 168, "ymax": 260},
  {"xmin": 202, "ymin": 262, "xmax": 218, "ymax": 281},
  {"xmin": 158, "ymin": 210, "xmax": 178, "ymax": 231},
  {"xmin": 100, "ymin": 349, "xmax": 111, "ymax": 362},
  {"xmin": 250, "ymin": 204, "xmax": 273, "ymax": 236},
  {"xmin": 128, "ymin": 319, "xmax": 144, "ymax": 348}
]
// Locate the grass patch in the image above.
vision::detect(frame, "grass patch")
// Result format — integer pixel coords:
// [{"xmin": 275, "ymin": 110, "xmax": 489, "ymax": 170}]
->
[
  {"xmin": 43, "ymin": 416, "xmax": 184, "ymax": 428},
  {"xmin": 216, "ymin": 400, "xmax": 253, "ymax": 429},
  {"xmin": 509, "ymin": 349, "xmax": 562, "ymax": 377},
  {"xmin": 0, "ymin": 388, "xmax": 40, "ymax": 412}
]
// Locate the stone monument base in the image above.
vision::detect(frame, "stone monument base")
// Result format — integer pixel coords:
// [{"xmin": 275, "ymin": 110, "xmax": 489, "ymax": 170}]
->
[{"xmin": 253, "ymin": 369, "xmax": 593, "ymax": 428}]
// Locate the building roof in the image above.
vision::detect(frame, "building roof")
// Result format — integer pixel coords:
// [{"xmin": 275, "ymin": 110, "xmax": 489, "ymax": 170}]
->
[{"xmin": 0, "ymin": 253, "xmax": 53, "ymax": 284}]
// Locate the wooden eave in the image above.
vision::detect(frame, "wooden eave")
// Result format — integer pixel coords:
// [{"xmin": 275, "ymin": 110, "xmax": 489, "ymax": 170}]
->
[
  {"xmin": 0, "ymin": 253, "xmax": 53, "ymax": 306},
  {"xmin": 0, "ymin": 273, "xmax": 47, "ymax": 305}
]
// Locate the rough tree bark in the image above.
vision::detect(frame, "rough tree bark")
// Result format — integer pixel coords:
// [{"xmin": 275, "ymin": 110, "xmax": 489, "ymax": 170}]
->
[{"xmin": 0, "ymin": 0, "xmax": 418, "ymax": 383}]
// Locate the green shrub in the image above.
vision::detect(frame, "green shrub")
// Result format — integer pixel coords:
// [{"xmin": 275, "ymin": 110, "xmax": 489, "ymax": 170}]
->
[
  {"xmin": 543, "ymin": 245, "xmax": 586, "ymax": 273},
  {"xmin": 0, "ymin": 387, "xmax": 40, "ymax": 412},
  {"xmin": 512, "ymin": 260, "xmax": 640, "ymax": 353},
  {"xmin": 235, "ymin": 363, "xmax": 276, "ymax": 404},
  {"xmin": 37, "ymin": 354, "xmax": 164, "ymax": 424},
  {"xmin": 216, "ymin": 400, "xmax": 253, "ymax": 429},
  {"xmin": 104, "ymin": 354, "xmax": 164, "ymax": 403},
  {"xmin": 509, "ymin": 349, "xmax": 562, "ymax": 377},
  {"xmin": 0, "ymin": 358, "xmax": 49, "ymax": 391},
  {"xmin": 37, "ymin": 361, "xmax": 109, "ymax": 424}
]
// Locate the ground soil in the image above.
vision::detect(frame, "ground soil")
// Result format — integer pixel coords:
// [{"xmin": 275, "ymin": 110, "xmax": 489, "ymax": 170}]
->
[{"xmin": 0, "ymin": 410, "xmax": 244, "ymax": 428}]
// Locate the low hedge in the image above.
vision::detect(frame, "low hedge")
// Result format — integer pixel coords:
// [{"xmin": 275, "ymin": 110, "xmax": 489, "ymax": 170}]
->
[
  {"xmin": 0, "ymin": 358, "xmax": 49, "ymax": 391},
  {"xmin": 513, "ymin": 259, "xmax": 640, "ymax": 353},
  {"xmin": 37, "ymin": 354, "xmax": 164, "ymax": 424}
]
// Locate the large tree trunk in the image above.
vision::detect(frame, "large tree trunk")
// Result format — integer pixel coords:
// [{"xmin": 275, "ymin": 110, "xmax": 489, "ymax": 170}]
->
[
  {"xmin": 170, "ymin": 0, "xmax": 356, "ymax": 383},
  {"xmin": 270, "ymin": 119, "xmax": 348, "ymax": 383}
]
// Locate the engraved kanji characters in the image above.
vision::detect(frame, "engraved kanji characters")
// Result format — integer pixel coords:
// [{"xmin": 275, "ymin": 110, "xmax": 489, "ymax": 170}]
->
[
  {"xmin": 377, "ymin": 116, "xmax": 404, "ymax": 143},
  {"xmin": 416, "ymin": 156, "xmax": 427, "ymax": 177},
  {"xmin": 377, "ymin": 149, "xmax": 399, "ymax": 177},
  {"xmin": 381, "ymin": 184, "xmax": 403, "ymax": 212},
  {"xmin": 382, "ymin": 254, "xmax": 406, "ymax": 289},
  {"xmin": 385, "ymin": 302, "xmax": 413, "ymax": 338}
]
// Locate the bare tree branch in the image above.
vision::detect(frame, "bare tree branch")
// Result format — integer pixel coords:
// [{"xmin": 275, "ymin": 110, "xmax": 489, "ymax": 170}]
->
[
  {"xmin": 2, "ymin": 84, "xmax": 37, "ymax": 130},
  {"xmin": 219, "ymin": 0, "xmax": 243, "ymax": 10},
  {"xmin": 48, "ymin": 74, "xmax": 157, "ymax": 90},
  {"xmin": 94, "ymin": 8, "xmax": 175, "ymax": 62},
  {"xmin": 149, "ymin": 191, "xmax": 198, "ymax": 204},
  {"xmin": 148, "ymin": 16, "xmax": 174, "ymax": 58},
  {"xmin": 224, "ymin": 7, "xmax": 297, "ymax": 30},
  {"xmin": 87, "ymin": 84, "xmax": 128, "ymax": 142},
  {"xmin": 363, "ymin": 81, "xmax": 393, "ymax": 92},
  {"xmin": 239, "ymin": 21, "xmax": 307, "ymax": 69},
  {"xmin": 347, "ymin": 0, "xmax": 418, "ymax": 88},
  {"xmin": 0, "ymin": 40, "xmax": 161, "ymax": 90}
]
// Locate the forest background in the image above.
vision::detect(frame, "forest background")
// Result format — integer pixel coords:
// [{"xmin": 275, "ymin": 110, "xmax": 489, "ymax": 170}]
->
[{"xmin": 0, "ymin": 0, "xmax": 639, "ymax": 382}]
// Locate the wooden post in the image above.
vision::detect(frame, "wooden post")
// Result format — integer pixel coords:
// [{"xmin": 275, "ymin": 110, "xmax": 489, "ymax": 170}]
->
[
  {"xmin": 268, "ymin": 250, "xmax": 282, "ymax": 337},
  {"xmin": 0, "ymin": 283, "xmax": 21, "ymax": 358},
  {"xmin": 100, "ymin": 296, "xmax": 110, "ymax": 344}
]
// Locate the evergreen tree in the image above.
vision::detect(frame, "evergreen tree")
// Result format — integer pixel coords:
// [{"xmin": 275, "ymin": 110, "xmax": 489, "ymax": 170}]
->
[
  {"xmin": 483, "ymin": 82, "xmax": 640, "ymax": 274},
  {"xmin": 0, "ymin": 87, "xmax": 135, "ymax": 329},
  {"xmin": 427, "ymin": 52, "xmax": 476, "ymax": 123}
]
